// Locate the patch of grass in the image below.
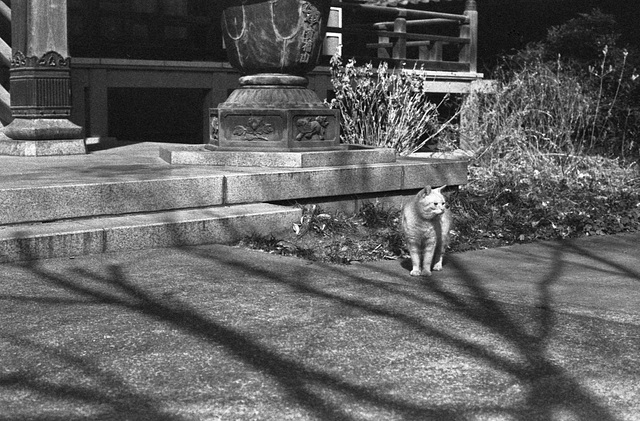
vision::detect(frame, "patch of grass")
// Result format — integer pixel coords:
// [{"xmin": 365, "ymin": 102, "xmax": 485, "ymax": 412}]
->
[
  {"xmin": 450, "ymin": 156, "xmax": 640, "ymax": 252},
  {"xmin": 238, "ymin": 203, "xmax": 406, "ymax": 265},
  {"xmin": 239, "ymin": 157, "xmax": 640, "ymax": 263}
]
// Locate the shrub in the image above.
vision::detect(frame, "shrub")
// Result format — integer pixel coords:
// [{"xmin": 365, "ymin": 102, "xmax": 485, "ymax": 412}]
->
[
  {"xmin": 542, "ymin": 9, "xmax": 620, "ymax": 67},
  {"xmin": 328, "ymin": 56, "xmax": 456, "ymax": 155},
  {"xmin": 450, "ymin": 156, "xmax": 640, "ymax": 251},
  {"xmin": 464, "ymin": 56, "xmax": 594, "ymax": 166},
  {"xmin": 472, "ymin": 10, "xmax": 640, "ymax": 161}
]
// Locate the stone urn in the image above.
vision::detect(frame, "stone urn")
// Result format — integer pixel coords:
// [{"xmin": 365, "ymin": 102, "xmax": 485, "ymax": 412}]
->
[{"xmin": 208, "ymin": 0, "xmax": 341, "ymax": 152}]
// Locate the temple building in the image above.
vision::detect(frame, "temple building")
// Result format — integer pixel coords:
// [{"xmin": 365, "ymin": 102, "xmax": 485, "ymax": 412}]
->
[{"xmin": 0, "ymin": 0, "xmax": 480, "ymax": 153}]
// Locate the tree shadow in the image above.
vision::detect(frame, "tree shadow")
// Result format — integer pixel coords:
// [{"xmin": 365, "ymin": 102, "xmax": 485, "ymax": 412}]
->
[{"xmin": 1, "ymin": 234, "xmax": 637, "ymax": 420}]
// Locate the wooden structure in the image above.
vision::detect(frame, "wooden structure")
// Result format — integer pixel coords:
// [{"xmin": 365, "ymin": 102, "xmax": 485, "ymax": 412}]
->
[
  {"xmin": 0, "ymin": 0, "xmax": 483, "ymax": 150},
  {"xmin": 339, "ymin": 0, "xmax": 477, "ymax": 73}
]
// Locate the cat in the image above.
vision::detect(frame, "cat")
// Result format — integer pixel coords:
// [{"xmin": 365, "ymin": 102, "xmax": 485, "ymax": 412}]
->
[{"xmin": 401, "ymin": 186, "xmax": 452, "ymax": 276}]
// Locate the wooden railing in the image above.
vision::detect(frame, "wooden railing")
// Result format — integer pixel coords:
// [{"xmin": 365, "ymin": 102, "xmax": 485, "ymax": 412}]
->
[
  {"xmin": 331, "ymin": 0, "xmax": 478, "ymax": 74},
  {"xmin": 0, "ymin": 0, "xmax": 11, "ymax": 126}
]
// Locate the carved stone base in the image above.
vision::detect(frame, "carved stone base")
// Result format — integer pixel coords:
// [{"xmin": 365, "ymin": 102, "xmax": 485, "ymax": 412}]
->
[
  {"xmin": 2, "ymin": 118, "xmax": 83, "ymax": 141},
  {"xmin": 208, "ymin": 107, "xmax": 340, "ymax": 152},
  {"xmin": 209, "ymin": 73, "xmax": 342, "ymax": 152},
  {"xmin": 0, "ymin": 134, "xmax": 86, "ymax": 156}
]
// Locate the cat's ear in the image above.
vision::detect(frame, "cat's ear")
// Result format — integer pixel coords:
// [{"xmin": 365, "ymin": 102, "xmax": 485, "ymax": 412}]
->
[
  {"xmin": 433, "ymin": 186, "xmax": 446, "ymax": 194},
  {"xmin": 418, "ymin": 186, "xmax": 432, "ymax": 198}
]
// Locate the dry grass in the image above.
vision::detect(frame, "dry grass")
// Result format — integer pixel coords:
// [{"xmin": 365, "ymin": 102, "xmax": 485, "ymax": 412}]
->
[{"xmin": 328, "ymin": 56, "xmax": 456, "ymax": 156}]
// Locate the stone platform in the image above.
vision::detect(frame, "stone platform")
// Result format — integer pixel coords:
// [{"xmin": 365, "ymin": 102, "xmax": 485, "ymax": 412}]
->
[
  {"xmin": 159, "ymin": 144, "xmax": 397, "ymax": 168},
  {"xmin": 0, "ymin": 141, "xmax": 468, "ymax": 262}
]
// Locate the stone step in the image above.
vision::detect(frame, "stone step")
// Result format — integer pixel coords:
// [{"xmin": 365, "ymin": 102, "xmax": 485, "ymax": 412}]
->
[
  {"xmin": 0, "ymin": 174, "xmax": 225, "ymax": 225},
  {"xmin": 0, "ymin": 157, "xmax": 467, "ymax": 226},
  {"xmin": 159, "ymin": 144, "xmax": 398, "ymax": 167},
  {"xmin": 0, "ymin": 203, "xmax": 300, "ymax": 263}
]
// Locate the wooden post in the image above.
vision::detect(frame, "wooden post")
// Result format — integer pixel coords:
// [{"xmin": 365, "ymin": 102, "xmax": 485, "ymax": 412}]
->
[
  {"xmin": 1, "ymin": 0, "xmax": 85, "ymax": 155},
  {"xmin": 459, "ymin": 0, "xmax": 478, "ymax": 73},
  {"xmin": 418, "ymin": 44, "xmax": 429, "ymax": 61},
  {"xmin": 375, "ymin": 23, "xmax": 390, "ymax": 59},
  {"xmin": 392, "ymin": 11, "xmax": 407, "ymax": 60},
  {"xmin": 428, "ymin": 41, "xmax": 443, "ymax": 62}
]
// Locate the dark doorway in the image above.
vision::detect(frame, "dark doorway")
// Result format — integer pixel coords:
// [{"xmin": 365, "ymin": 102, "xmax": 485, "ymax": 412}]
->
[{"xmin": 108, "ymin": 88, "xmax": 208, "ymax": 144}]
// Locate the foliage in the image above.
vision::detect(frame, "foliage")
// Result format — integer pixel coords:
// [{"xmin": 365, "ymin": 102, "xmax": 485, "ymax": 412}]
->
[
  {"xmin": 240, "ymin": 157, "xmax": 640, "ymax": 264},
  {"xmin": 328, "ymin": 56, "xmax": 457, "ymax": 155},
  {"xmin": 450, "ymin": 157, "xmax": 640, "ymax": 251},
  {"xmin": 470, "ymin": 10, "xmax": 640, "ymax": 161},
  {"xmin": 540, "ymin": 9, "xmax": 620, "ymax": 67},
  {"xmin": 564, "ymin": 16, "xmax": 640, "ymax": 160},
  {"xmin": 462, "ymin": 12, "xmax": 640, "ymax": 253},
  {"xmin": 465, "ymin": 56, "xmax": 594, "ymax": 164},
  {"xmin": 238, "ymin": 203, "xmax": 405, "ymax": 264}
]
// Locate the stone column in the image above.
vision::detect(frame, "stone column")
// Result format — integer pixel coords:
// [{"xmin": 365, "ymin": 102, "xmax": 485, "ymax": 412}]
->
[{"xmin": 0, "ymin": 0, "xmax": 85, "ymax": 156}]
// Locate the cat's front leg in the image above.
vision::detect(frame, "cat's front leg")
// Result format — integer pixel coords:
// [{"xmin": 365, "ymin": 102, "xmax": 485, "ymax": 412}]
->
[
  {"xmin": 432, "ymin": 257, "xmax": 443, "ymax": 271},
  {"xmin": 407, "ymin": 244, "xmax": 423, "ymax": 276},
  {"xmin": 410, "ymin": 258, "xmax": 422, "ymax": 276},
  {"xmin": 421, "ymin": 241, "xmax": 436, "ymax": 276}
]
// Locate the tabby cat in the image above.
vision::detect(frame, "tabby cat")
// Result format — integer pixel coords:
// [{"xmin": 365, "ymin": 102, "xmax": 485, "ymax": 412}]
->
[{"xmin": 401, "ymin": 186, "xmax": 452, "ymax": 276}]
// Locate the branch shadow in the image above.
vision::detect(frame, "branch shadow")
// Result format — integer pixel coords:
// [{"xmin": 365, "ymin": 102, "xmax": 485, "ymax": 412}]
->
[
  {"xmin": 2, "ymin": 245, "xmax": 462, "ymax": 420},
  {"xmin": 2, "ymin": 232, "xmax": 637, "ymax": 420}
]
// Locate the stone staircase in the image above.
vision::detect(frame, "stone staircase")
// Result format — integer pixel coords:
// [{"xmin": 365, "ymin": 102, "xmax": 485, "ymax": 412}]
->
[
  {"xmin": 0, "ymin": 142, "xmax": 468, "ymax": 263},
  {"xmin": 0, "ymin": 0, "xmax": 10, "ymax": 127}
]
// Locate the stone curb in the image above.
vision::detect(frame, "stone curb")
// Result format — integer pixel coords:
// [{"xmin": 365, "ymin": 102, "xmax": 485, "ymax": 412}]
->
[{"xmin": 0, "ymin": 203, "xmax": 300, "ymax": 263}]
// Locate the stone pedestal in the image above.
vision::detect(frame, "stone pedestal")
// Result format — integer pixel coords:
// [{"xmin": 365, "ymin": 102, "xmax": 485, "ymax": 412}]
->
[
  {"xmin": 207, "ymin": 74, "xmax": 341, "ymax": 152},
  {"xmin": 205, "ymin": 0, "xmax": 340, "ymax": 155}
]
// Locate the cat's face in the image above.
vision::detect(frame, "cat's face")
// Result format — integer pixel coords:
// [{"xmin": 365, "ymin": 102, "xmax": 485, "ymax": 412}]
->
[{"xmin": 417, "ymin": 187, "xmax": 447, "ymax": 217}]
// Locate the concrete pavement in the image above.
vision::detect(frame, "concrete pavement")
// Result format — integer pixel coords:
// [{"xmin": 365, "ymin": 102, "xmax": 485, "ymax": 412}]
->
[{"xmin": 1, "ymin": 228, "xmax": 638, "ymax": 419}]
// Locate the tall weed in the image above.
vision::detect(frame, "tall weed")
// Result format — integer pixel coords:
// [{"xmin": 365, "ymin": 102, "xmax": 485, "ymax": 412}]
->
[
  {"xmin": 463, "ymin": 10, "xmax": 640, "ymax": 171},
  {"xmin": 465, "ymin": 57, "xmax": 593, "ymax": 169}
]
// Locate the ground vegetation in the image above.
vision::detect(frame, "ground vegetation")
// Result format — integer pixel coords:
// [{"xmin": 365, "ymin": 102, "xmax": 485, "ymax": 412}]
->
[{"xmin": 239, "ymin": 10, "xmax": 640, "ymax": 264}]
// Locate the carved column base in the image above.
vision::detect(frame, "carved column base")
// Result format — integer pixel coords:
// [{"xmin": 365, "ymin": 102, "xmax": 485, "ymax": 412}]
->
[
  {"xmin": 0, "ymin": 133, "xmax": 85, "ymax": 156},
  {"xmin": 3, "ymin": 118, "xmax": 83, "ymax": 141},
  {"xmin": 4, "ymin": 50, "xmax": 86, "ymax": 155}
]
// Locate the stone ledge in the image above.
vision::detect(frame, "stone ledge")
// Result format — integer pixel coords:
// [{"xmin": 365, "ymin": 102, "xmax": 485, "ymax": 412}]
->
[
  {"xmin": 223, "ymin": 157, "xmax": 468, "ymax": 204},
  {"xmin": 159, "ymin": 145, "xmax": 397, "ymax": 168},
  {"xmin": 0, "ymin": 203, "xmax": 300, "ymax": 263},
  {"xmin": 0, "ymin": 175, "xmax": 226, "ymax": 225},
  {"xmin": 0, "ymin": 157, "xmax": 467, "ymax": 225},
  {"xmin": 0, "ymin": 136, "xmax": 86, "ymax": 156}
]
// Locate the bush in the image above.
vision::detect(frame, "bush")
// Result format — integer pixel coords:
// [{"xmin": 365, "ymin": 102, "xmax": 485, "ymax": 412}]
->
[
  {"xmin": 458, "ymin": 11, "xmax": 640, "ymax": 248},
  {"xmin": 328, "ymin": 56, "xmax": 456, "ymax": 155},
  {"xmin": 469, "ymin": 10, "xmax": 640, "ymax": 161},
  {"xmin": 450, "ymin": 157, "xmax": 640, "ymax": 252},
  {"xmin": 464, "ymin": 56, "xmax": 594, "ymax": 164}
]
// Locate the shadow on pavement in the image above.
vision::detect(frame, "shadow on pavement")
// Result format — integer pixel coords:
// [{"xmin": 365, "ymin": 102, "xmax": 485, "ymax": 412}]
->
[{"xmin": 1, "ymin": 234, "xmax": 638, "ymax": 420}]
